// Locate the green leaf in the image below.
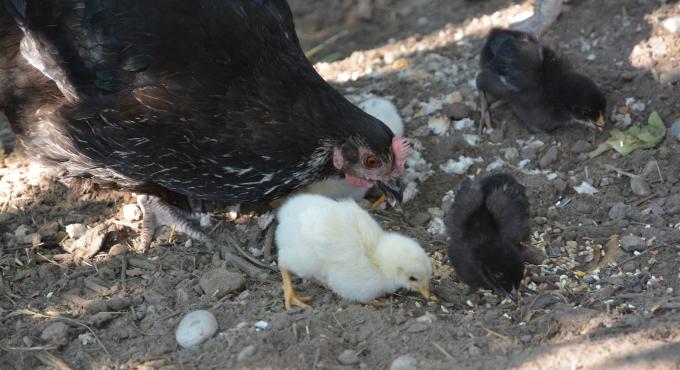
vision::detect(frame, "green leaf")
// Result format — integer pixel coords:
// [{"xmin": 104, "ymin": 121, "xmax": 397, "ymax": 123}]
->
[
  {"xmin": 13, "ymin": 268, "xmax": 31, "ymax": 281},
  {"xmin": 589, "ymin": 111, "xmax": 666, "ymax": 158}
]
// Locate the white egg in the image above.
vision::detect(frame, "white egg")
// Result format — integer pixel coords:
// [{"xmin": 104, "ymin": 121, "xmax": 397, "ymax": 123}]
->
[{"xmin": 175, "ymin": 310, "xmax": 218, "ymax": 348}]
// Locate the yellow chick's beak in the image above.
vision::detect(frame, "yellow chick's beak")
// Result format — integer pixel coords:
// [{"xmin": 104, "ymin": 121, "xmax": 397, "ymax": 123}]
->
[
  {"xmin": 595, "ymin": 112, "xmax": 605, "ymax": 127},
  {"xmin": 417, "ymin": 284, "xmax": 430, "ymax": 299}
]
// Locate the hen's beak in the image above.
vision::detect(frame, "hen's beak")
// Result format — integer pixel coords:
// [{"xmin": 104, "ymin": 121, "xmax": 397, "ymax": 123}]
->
[
  {"xmin": 498, "ymin": 285, "xmax": 520, "ymax": 303},
  {"xmin": 417, "ymin": 284, "xmax": 430, "ymax": 299},
  {"xmin": 595, "ymin": 112, "xmax": 605, "ymax": 127},
  {"xmin": 376, "ymin": 179, "xmax": 403, "ymax": 207}
]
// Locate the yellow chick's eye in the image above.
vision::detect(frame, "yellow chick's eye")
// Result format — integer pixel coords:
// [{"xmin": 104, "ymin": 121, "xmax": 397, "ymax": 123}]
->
[
  {"xmin": 364, "ymin": 155, "xmax": 381, "ymax": 168},
  {"xmin": 408, "ymin": 276, "xmax": 418, "ymax": 282}
]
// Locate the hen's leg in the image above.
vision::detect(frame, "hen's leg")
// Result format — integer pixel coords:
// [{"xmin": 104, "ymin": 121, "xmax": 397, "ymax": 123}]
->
[{"xmin": 136, "ymin": 194, "xmax": 211, "ymax": 250}]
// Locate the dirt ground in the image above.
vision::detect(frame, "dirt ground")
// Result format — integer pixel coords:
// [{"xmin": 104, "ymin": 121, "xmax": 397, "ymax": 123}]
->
[{"xmin": 2, "ymin": 0, "xmax": 680, "ymax": 369}]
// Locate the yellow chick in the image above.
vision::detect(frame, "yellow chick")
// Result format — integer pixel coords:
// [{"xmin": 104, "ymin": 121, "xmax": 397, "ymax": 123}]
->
[{"xmin": 275, "ymin": 194, "xmax": 431, "ymax": 310}]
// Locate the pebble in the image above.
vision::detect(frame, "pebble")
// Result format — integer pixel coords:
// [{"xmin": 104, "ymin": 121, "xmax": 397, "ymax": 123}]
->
[
  {"xmin": 198, "ymin": 268, "xmax": 245, "ymax": 298},
  {"xmin": 406, "ymin": 322, "xmax": 429, "ymax": 333},
  {"xmin": 254, "ymin": 321, "xmax": 269, "ymax": 330},
  {"xmin": 107, "ymin": 297, "xmax": 131, "ymax": 311},
  {"xmin": 445, "ymin": 103, "xmax": 470, "ymax": 119},
  {"xmin": 237, "ymin": 345, "xmax": 257, "ymax": 362},
  {"xmin": 630, "ymin": 176, "xmax": 651, "ymax": 196},
  {"xmin": 78, "ymin": 333, "xmax": 95, "ymax": 346},
  {"xmin": 122, "ymin": 204, "xmax": 142, "ymax": 221},
  {"xmin": 670, "ymin": 120, "xmax": 680, "ymax": 142},
  {"xmin": 539, "ymin": 146, "xmax": 559, "ymax": 168},
  {"xmin": 408, "ymin": 212, "xmax": 431, "ymax": 226},
  {"xmin": 175, "ymin": 310, "xmax": 218, "ymax": 348},
  {"xmin": 620, "ymin": 235, "xmax": 646, "ymax": 252},
  {"xmin": 503, "ymin": 147, "xmax": 519, "ymax": 161},
  {"xmin": 426, "ymin": 217, "xmax": 446, "ymax": 236},
  {"xmin": 41, "ymin": 322, "xmax": 69, "ymax": 343},
  {"xmin": 108, "ymin": 243, "xmax": 127, "ymax": 256},
  {"xmin": 337, "ymin": 350, "xmax": 360, "ymax": 366},
  {"xmin": 570, "ymin": 140, "xmax": 592, "ymax": 153},
  {"xmin": 389, "ymin": 355, "xmax": 418, "ymax": 370},
  {"xmin": 622, "ymin": 261, "xmax": 637, "ymax": 273}
]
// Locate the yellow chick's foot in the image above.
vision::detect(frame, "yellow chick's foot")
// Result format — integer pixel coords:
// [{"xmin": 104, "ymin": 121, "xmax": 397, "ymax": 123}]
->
[
  {"xmin": 281, "ymin": 268, "xmax": 312, "ymax": 310},
  {"xmin": 370, "ymin": 195, "xmax": 386, "ymax": 210}
]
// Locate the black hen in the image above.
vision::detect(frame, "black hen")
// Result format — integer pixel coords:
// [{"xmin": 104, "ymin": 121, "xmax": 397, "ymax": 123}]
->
[
  {"xmin": 445, "ymin": 173, "xmax": 530, "ymax": 299},
  {"xmin": 1, "ymin": 0, "xmax": 408, "ymax": 249},
  {"xmin": 476, "ymin": 28, "xmax": 606, "ymax": 132}
]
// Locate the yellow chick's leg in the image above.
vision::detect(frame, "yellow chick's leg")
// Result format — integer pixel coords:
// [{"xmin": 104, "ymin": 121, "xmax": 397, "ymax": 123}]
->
[
  {"xmin": 365, "ymin": 299, "xmax": 384, "ymax": 308},
  {"xmin": 281, "ymin": 268, "xmax": 312, "ymax": 310},
  {"xmin": 370, "ymin": 195, "xmax": 386, "ymax": 210}
]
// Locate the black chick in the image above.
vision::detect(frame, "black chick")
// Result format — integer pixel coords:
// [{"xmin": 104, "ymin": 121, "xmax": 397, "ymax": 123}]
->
[
  {"xmin": 476, "ymin": 28, "xmax": 606, "ymax": 132},
  {"xmin": 1, "ymin": 0, "xmax": 409, "ymax": 250},
  {"xmin": 445, "ymin": 173, "xmax": 530, "ymax": 299}
]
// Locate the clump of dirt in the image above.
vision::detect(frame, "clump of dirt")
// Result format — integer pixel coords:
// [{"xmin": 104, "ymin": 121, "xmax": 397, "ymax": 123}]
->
[{"xmin": 2, "ymin": 1, "xmax": 680, "ymax": 369}]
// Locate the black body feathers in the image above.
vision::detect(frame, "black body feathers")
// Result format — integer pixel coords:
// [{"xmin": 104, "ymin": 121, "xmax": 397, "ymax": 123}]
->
[
  {"xmin": 445, "ymin": 173, "xmax": 530, "ymax": 296},
  {"xmin": 477, "ymin": 28, "xmax": 606, "ymax": 131}
]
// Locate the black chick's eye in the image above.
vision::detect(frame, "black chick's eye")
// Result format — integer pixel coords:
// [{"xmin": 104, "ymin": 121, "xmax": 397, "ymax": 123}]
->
[
  {"xmin": 408, "ymin": 276, "xmax": 417, "ymax": 282},
  {"xmin": 364, "ymin": 155, "xmax": 381, "ymax": 168}
]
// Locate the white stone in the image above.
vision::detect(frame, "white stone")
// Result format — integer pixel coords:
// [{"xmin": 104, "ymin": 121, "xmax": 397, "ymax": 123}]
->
[
  {"xmin": 175, "ymin": 310, "xmax": 218, "ymax": 348},
  {"xmin": 65, "ymin": 224, "xmax": 87, "ymax": 239},
  {"xmin": 122, "ymin": 204, "xmax": 142, "ymax": 222}
]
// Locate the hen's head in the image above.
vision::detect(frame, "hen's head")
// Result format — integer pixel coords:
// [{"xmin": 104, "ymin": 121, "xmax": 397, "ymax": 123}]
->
[{"xmin": 331, "ymin": 116, "xmax": 408, "ymax": 204}]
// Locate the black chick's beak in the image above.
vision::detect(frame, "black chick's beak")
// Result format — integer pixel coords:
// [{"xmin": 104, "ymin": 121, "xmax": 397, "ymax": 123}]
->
[
  {"xmin": 498, "ymin": 285, "xmax": 521, "ymax": 303},
  {"xmin": 376, "ymin": 179, "xmax": 403, "ymax": 208}
]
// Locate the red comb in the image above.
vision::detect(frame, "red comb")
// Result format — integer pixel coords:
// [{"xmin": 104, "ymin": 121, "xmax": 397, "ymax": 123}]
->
[{"xmin": 391, "ymin": 136, "xmax": 409, "ymax": 176}]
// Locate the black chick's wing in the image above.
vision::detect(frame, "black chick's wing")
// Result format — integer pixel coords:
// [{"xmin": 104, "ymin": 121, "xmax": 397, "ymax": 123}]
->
[
  {"xmin": 6, "ymin": 0, "xmax": 336, "ymax": 202},
  {"xmin": 481, "ymin": 173, "xmax": 530, "ymax": 247},
  {"xmin": 476, "ymin": 28, "xmax": 544, "ymax": 99},
  {"xmin": 445, "ymin": 179, "xmax": 498, "ymax": 291}
]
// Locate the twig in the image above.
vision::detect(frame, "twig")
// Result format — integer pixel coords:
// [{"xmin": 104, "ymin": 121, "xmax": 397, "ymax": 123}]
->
[
  {"xmin": 482, "ymin": 326, "xmax": 510, "ymax": 340},
  {"xmin": 632, "ymin": 194, "xmax": 657, "ymax": 207},
  {"xmin": 34, "ymin": 351, "xmax": 72, "ymax": 370},
  {"xmin": 304, "ymin": 30, "xmax": 349, "ymax": 59},
  {"xmin": 262, "ymin": 225, "xmax": 275, "ymax": 264},
  {"xmin": 3, "ymin": 309, "xmax": 110, "ymax": 357},
  {"xmin": 430, "ymin": 341, "xmax": 453, "ymax": 360},
  {"xmin": 120, "ymin": 255, "xmax": 127, "ymax": 289},
  {"xmin": 619, "ymin": 244, "xmax": 668, "ymax": 266},
  {"xmin": 0, "ymin": 344, "xmax": 58, "ymax": 351}
]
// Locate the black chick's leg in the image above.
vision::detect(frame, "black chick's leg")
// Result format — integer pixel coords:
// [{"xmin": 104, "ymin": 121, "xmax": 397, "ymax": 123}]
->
[
  {"xmin": 479, "ymin": 91, "xmax": 493, "ymax": 134},
  {"xmin": 136, "ymin": 194, "xmax": 212, "ymax": 250}
]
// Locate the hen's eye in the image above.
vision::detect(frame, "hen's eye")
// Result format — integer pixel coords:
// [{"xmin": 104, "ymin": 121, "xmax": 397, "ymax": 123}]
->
[
  {"xmin": 364, "ymin": 155, "xmax": 381, "ymax": 168},
  {"xmin": 408, "ymin": 276, "xmax": 417, "ymax": 282}
]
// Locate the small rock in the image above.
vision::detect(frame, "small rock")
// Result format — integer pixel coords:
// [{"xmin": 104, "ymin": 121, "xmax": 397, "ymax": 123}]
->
[
  {"xmin": 41, "ymin": 322, "xmax": 69, "ymax": 344},
  {"xmin": 389, "ymin": 355, "xmax": 418, "ymax": 370},
  {"xmin": 570, "ymin": 140, "xmax": 592, "ymax": 153},
  {"xmin": 539, "ymin": 146, "xmax": 559, "ymax": 168},
  {"xmin": 426, "ymin": 217, "xmax": 446, "ymax": 235},
  {"xmin": 254, "ymin": 321, "xmax": 269, "ymax": 330},
  {"xmin": 175, "ymin": 310, "xmax": 218, "ymax": 348},
  {"xmin": 406, "ymin": 322, "xmax": 429, "ymax": 333},
  {"xmin": 595, "ymin": 285, "xmax": 615, "ymax": 300},
  {"xmin": 622, "ymin": 261, "xmax": 637, "ymax": 273},
  {"xmin": 670, "ymin": 120, "xmax": 680, "ymax": 142},
  {"xmin": 427, "ymin": 116, "xmax": 450, "ymax": 136},
  {"xmin": 107, "ymin": 297, "xmax": 131, "ymax": 311},
  {"xmin": 445, "ymin": 103, "xmax": 471, "ymax": 119},
  {"xmin": 87, "ymin": 312, "xmax": 115, "ymax": 328},
  {"xmin": 620, "ymin": 235, "xmax": 646, "ymax": 252},
  {"xmin": 503, "ymin": 147, "xmax": 519, "ymax": 161},
  {"xmin": 337, "ymin": 350, "xmax": 360, "ymax": 366},
  {"xmin": 609, "ymin": 202, "xmax": 631, "ymax": 220},
  {"xmin": 122, "ymin": 204, "xmax": 142, "ymax": 222},
  {"xmin": 199, "ymin": 268, "xmax": 245, "ymax": 298},
  {"xmin": 238, "ymin": 345, "xmax": 257, "ymax": 362},
  {"xmin": 553, "ymin": 178, "xmax": 567, "ymax": 193},
  {"xmin": 108, "ymin": 243, "xmax": 127, "ymax": 256},
  {"xmin": 65, "ymin": 224, "xmax": 87, "ymax": 239},
  {"xmin": 630, "ymin": 176, "xmax": 651, "ymax": 196},
  {"xmin": 408, "ymin": 212, "xmax": 431, "ymax": 226},
  {"xmin": 78, "ymin": 333, "xmax": 95, "ymax": 346}
]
